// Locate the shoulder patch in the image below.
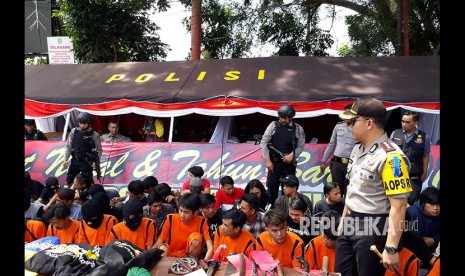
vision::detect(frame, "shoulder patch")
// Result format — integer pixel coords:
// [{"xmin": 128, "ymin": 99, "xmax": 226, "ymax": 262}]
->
[
  {"xmin": 382, "ymin": 152, "xmax": 412, "ymax": 195},
  {"xmin": 380, "ymin": 141, "xmax": 396, "ymax": 152}
]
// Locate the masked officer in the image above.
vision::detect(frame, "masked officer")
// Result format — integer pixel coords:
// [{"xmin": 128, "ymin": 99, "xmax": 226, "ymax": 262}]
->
[
  {"xmin": 390, "ymin": 110, "xmax": 431, "ymax": 205},
  {"xmin": 62, "ymin": 112, "xmax": 102, "ymax": 186},
  {"xmin": 260, "ymin": 104, "xmax": 306, "ymax": 206},
  {"xmin": 335, "ymin": 97, "xmax": 413, "ymax": 276},
  {"xmin": 25, "ymin": 119, "xmax": 47, "ymax": 140}
]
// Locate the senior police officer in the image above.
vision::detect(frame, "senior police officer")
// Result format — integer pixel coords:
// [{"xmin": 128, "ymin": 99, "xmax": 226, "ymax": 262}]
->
[
  {"xmin": 335, "ymin": 98, "xmax": 413, "ymax": 276},
  {"xmin": 260, "ymin": 104, "xmax": 306, "ymax": 207},
  {"xmin": 320, "ymin": 104, "xmax": 357, "ymax": 197},
  {"xmin": 390, "ymin": 110, "xmax": 431, "ymax": 205},
  {"xmin": 62, "ymin": 112, "xmax": 102, "ymax": 186}
]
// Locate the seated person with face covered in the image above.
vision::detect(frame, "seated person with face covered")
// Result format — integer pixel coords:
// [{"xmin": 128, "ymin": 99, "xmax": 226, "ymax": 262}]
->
[
  {"xmin": 106, "ymin": 199, "xmax": 158, "ymax": 250},
  {"xmin": 76, "ymin": 198, "xmax": 118, "ymax": 247}
]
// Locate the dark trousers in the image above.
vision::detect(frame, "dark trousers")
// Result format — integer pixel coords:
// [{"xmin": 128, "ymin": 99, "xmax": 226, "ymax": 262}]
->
[
  {"xmin": 66, "ymin": 158, "xmax": 93, "ymax": 185},
  {"xmin": 266, "ymin": 161, "xmax": 296, "ymax": 207},
  {"xmin": 335, "ymin": 214, "xmax": 388, "ymax": 276},
  {"xmin": 329, "ymin": 159, "xmax": 349, "ymax": 196},
  {"xmin": 408, "ymin": 176, "xmax": 422, "ymax": 205},
  {"xmin": 402, "ymin": 222, "xmax": 435, "ymax": 266}
]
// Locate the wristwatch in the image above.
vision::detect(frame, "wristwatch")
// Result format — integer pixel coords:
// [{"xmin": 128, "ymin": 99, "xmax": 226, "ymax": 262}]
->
[{"xmin": 384, "ymin": 246, "xmax": 398, "ymax": 254}]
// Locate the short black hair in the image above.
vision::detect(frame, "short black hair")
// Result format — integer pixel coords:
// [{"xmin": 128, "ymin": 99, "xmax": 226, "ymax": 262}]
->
[
  {"xmin": 323, "ymin": 182, "xmax": 340, "ymax": 196},
  {"xmin": 403, "ymin": 110, "xmax": 420, "ymax": 121},
  {"xmin": 147, "ymin": 191, "xmax": 164, "ymax": 205},
  {"xmin": 57, "ymin": 188, "xmax": 75, "ymax": 201},
  {"xmin": 321, "ymin": 210, "xmax": 340, "ymax": 240},
  {"xmin": 154, "ymin": 182, "xmax": 171, "ymax": 197},
  {"xmin": 220, "ymin": 175, "xmax": 234, "ymax": 186},
  {"xmin": 222, "ymin": 209, "xmax": 246, "ymax": 228},
  {"xmin": 240, "ymin": 193, "xmax": 260, "ymax": 211},
  {"xmin": 75, "ymin": 172, "xmax": 93, "ymax": 187},
  {"xmin": 420, "ymin": 186, "xmax": 440, "ymax": 206},
  {"xmin": 288, "ymin": 197, "xmax": 308, "ymax": 213},
  {"xmin": 198, "ymin": 193, "xmax": 216, "ymax": 208},
  {"xmin": 143, "ymin": 176, "xmax": 158, "ymax": 190},
  {"xmin": 188, "ymin": 166, "xmax": 205, "ymax": 177},
  {"xmin": 179, "ymin": 193, "xmax": 201, "ymax": 212},
  {"xmin": 127, "ymin": 180, "xmax": 145, "ymax": 195},
  {"xmin": 44, "ymin": 203, "xmax": 70, "ymax": 222}
]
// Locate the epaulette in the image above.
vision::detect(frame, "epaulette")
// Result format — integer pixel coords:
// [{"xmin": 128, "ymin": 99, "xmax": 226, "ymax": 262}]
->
[{"xmin": 380, "ymin": 141, "xmax": 396, "ymax": 152}]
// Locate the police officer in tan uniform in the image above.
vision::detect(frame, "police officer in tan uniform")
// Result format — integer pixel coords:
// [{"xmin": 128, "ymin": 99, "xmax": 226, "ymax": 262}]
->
[{"xmin": 335, "ymin": 98, "xmax": 413, "ymax": 276}]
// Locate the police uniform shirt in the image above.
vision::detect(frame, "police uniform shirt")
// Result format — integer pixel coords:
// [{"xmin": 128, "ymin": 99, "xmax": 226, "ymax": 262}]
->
[
  {"xmin": 321, "ymin": 121, "xmax": 357, "ymax": 163},
  {"xmin": 345, "ymin": 134, "xmax": 412, "ymax": 215},
  {"xmin": 100, "ymin": 133, "xmax": 132, "ymax": 143},
  {"xmin": 390, "ymin": 128, "xmax": 431, "ymax": 154},
  {"xmin": 260, "ymin": 121, "xmax": 306, "ymax": 160}
]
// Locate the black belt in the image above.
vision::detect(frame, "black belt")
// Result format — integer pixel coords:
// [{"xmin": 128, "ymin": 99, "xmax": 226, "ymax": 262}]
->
[
  {"xmin": 347, "ymin": 210, "xmax": 389, "ymax": 218},
  {"xmin": 332, "ymin": 156, "xmax": 349, "ymax": 164},
  {"xmin": 74, "ymin": 156, "xmax": 90, "ymax": 162}
]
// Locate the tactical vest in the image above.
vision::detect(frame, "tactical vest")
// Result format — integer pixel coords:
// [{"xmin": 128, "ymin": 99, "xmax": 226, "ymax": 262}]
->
[
  {"xmin": 72, "ymin": 128, "xmax": 95, "ymax": 160},
  {"xmin": 269, "ymin": 121, "xmax": 296, "ymax": 162},
  {"xmin": 391, "ymin": 129, "xmax": 426, "ymax": 176}
]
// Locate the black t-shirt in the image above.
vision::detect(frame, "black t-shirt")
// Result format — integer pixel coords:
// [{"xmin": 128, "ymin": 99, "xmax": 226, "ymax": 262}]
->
[
  {"xmin": 207, "ymin": 209, "xmax": 223, "ymax": 240},
  {"xmin": 313, "ymin": 199, "xmax": 345, "ymax": 217},
  {"xmin": 286, "ymin": 214, "xmax": 316, "ymax": 246}
]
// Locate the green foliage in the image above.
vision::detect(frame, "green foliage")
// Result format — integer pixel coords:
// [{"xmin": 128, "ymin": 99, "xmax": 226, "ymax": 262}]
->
[
  {"xmin": 53, "ymin": 0, "xmax": 439, "ymax": 61},
  {"xmin": 182, "ymin": 0, "xmax": 253, "ymax": 59},
  {"xmin": 345, "ymin": 14, "xmax": 395, "ymax": 56},
  {"xmin": 56, "ymin": 0, "xmax": 170, "ymax": 63},
  {"xmin": 336, "ymin": 44, "xmax": 357, "ymax": 57},
  {"xmin": 25, "ymin": 57, "xmax": 48, "ymax": 65},
  {"xmin": 344, "ymin": 0, "xmax": 439, "ymax": 56}
]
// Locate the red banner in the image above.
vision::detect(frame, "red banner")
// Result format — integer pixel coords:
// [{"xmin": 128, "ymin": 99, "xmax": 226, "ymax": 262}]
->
[{"xmin": 25, "ymin": 142, "xmax": 440, "ymax": 200}]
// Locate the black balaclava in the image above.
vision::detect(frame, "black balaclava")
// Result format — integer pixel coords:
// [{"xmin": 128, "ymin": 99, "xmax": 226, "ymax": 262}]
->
[
  {"xmin": 123, "ymin": 199, "xmax": 144, "ymax": 231},
  {"xmin": 81, "ymin": 199, "xmax": 104, "ymax": 229}
]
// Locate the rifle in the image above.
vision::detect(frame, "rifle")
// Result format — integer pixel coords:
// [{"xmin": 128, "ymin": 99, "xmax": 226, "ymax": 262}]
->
[
  {"xmin": 267, "ymin": 143, "xmax": 297, "ymax": 166},
  {"xmin": 90, "ymin": 148, "xmax": 101, "ymax": 183}
]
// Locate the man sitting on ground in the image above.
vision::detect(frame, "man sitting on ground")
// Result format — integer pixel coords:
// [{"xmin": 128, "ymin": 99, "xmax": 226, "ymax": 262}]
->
[
  {"xmin": 213, "ymin": 209, "xmax": 258, "ymax": 262},
  {"xmin": 153, "ymin": 194, "xmax": 213, "ymax": 260},
  {"xmin": 256, "ymin": 209, "xmax": 304, "ymax": 269}
]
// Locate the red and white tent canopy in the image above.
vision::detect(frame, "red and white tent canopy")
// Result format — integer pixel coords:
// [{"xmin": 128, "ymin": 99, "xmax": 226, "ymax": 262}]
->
[{"xmin": 25, "ymin": 56, "xmax": 439, "ymax": 119}]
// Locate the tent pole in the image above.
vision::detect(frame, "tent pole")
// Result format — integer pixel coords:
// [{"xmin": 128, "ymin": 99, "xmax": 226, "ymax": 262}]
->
[
  {"xmin": 168, "ymin": 117, "xmax": 174, "ymax": 142},
  {"xmin": 62, "ymin": 113, "xmax": 71, "ymax": 141}
]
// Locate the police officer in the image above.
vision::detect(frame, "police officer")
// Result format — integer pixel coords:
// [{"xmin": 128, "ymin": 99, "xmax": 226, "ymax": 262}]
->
[
  {"xmin": 390, "ymin": 110, "xmax": 431, "ymax": 205},
  {"xmin": 320, "ymin": 104, "xmax": 357, "ymax": 197},
  {"xmin": 260, "ymin": 104, "xmax": 305, "ymax": 206},
  {"xmin": 24, "ymin": 119, "xmax": 47, "ymax": 140},
  {"xmin": 335, "ymin": 98, "xmax": 413, "ymax": 276},
  {"xmin": 62, "ymin": 112, "xmax": 102, "ymax": 186}
]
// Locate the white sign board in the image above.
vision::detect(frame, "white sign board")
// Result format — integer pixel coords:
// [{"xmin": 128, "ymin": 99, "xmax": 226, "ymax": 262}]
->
[{"xmin": 47, "ymin": 36, "xmax": 75, "ymax": 64}]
